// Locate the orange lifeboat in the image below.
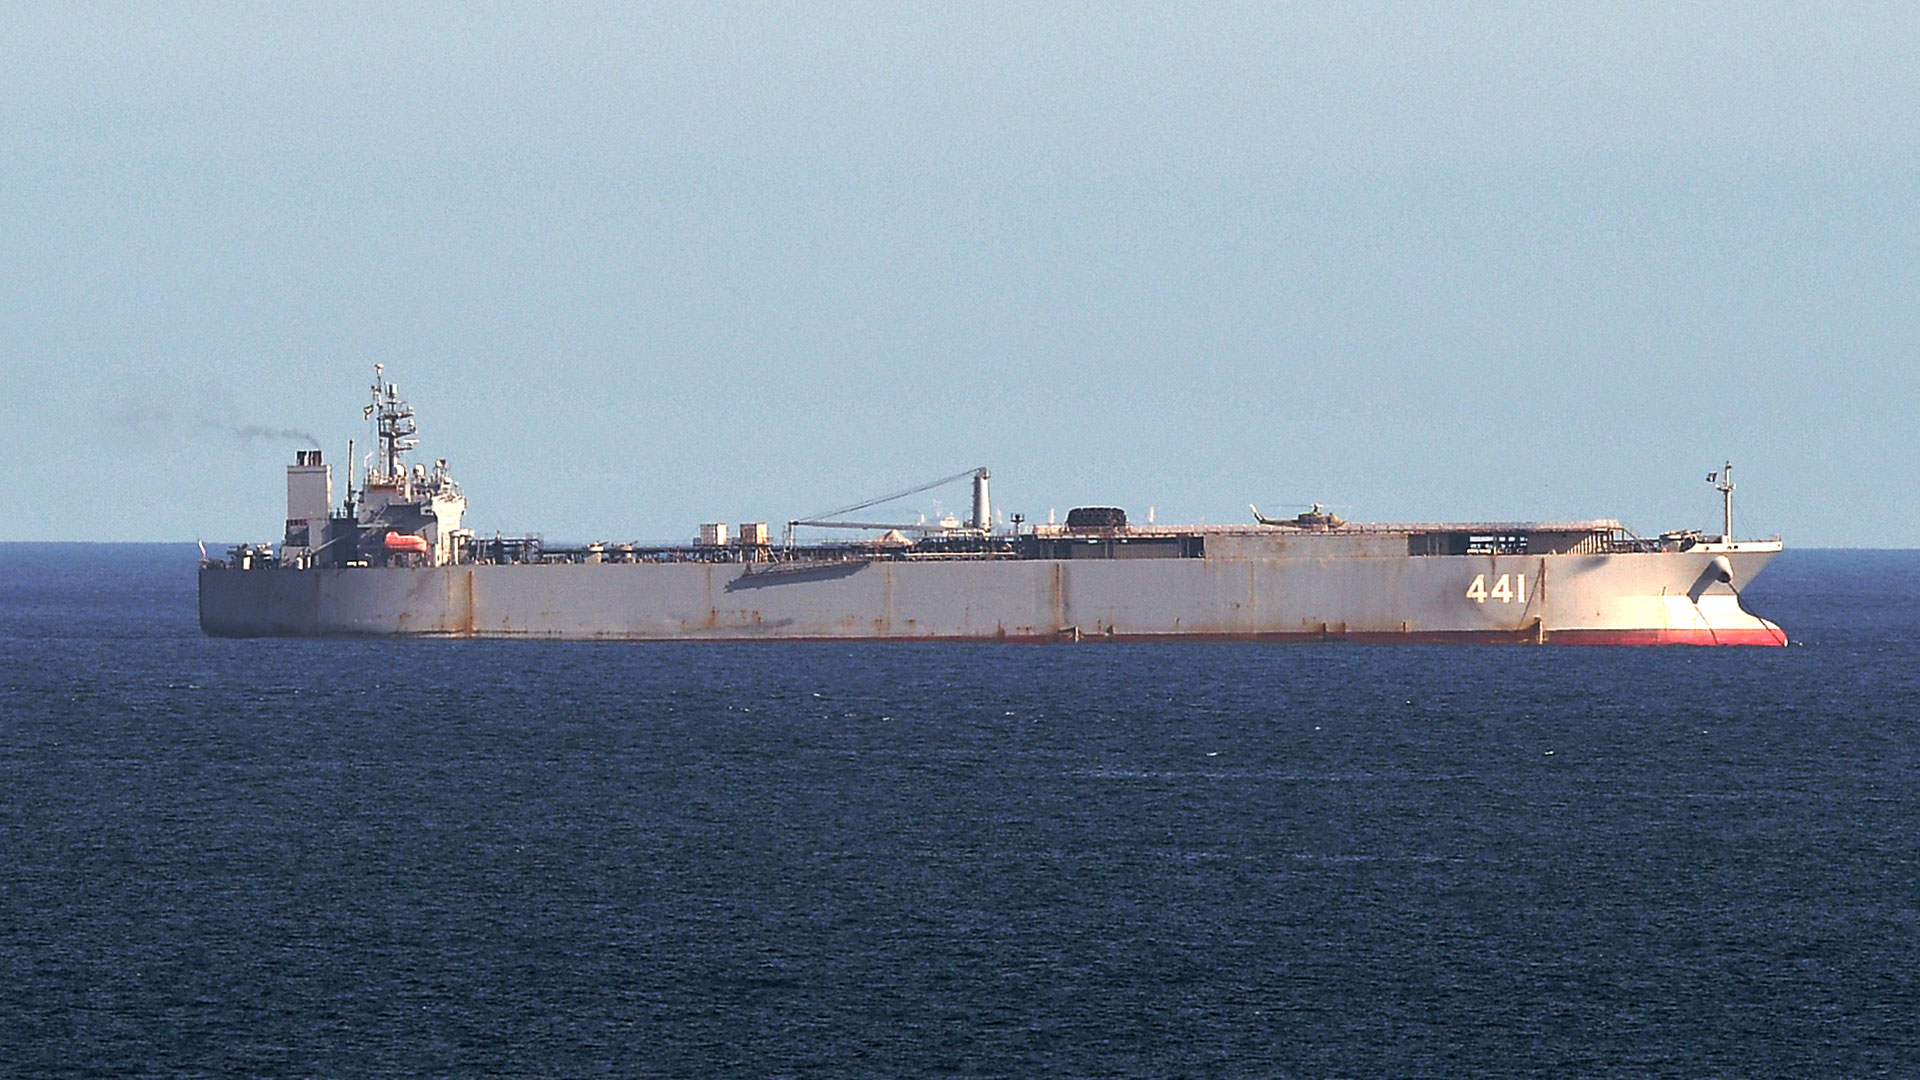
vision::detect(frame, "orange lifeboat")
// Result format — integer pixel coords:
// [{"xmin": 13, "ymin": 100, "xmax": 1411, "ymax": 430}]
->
[{"xmin": 383, "ymin": 532, "xmax": 430, "ymax": 554}]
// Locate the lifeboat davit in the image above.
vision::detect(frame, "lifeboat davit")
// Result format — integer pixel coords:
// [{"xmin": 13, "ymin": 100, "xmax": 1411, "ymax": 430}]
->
[{"xmin": 383, "ymin": 532, "xmax": 429, "ymax": 554}]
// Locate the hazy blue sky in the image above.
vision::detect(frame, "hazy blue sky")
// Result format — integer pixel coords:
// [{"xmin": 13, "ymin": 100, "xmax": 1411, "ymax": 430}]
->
[{"xmin": 3, "ymin": 5, "xmax": 1915, "ymax": 545}]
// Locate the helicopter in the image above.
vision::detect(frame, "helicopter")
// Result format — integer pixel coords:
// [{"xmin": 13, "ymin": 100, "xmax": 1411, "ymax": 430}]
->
[{"xmin": 1249, "ymin": 503, "xmax": 1348, "ymax": 529}]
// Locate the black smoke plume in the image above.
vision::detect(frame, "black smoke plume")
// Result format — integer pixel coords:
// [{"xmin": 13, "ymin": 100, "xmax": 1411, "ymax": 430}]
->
[{"xmin": 97, "ymin": 372, "xmax": 322, "ymax": 448}]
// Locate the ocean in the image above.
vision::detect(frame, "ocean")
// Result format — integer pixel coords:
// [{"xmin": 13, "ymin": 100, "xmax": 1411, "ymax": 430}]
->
[{"xmin": 1, "ymin": 544, "xmax": 1914, "ymax": 1077}]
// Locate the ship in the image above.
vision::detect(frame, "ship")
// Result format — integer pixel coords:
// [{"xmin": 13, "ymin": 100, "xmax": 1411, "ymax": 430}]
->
[{"xmin": 199, "ymin": 367, "xmax": 1788, "ymax": 645}]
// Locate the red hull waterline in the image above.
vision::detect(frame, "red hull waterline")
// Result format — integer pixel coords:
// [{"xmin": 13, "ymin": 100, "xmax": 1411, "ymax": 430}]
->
[
  {"xmin": 1537, "ymin": 627, "xmax": 1787, "ymax": 647},
  {"xmin": 607, "ymin": 626, "xmax": 1792, "ymax": 646},
  {"xmin": 1030, "ymin": 628, "xmax": 1789, "ymax": 646}
]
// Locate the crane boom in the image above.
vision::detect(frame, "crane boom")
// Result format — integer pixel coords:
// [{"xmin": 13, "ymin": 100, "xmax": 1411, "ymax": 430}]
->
[
  {"xmin": 789, "ymin": 520, "xmax": 953, "ymax": 534},
  {"xmin": 791, "ymin": 466, "xmax": 987, "ymax": 528}
]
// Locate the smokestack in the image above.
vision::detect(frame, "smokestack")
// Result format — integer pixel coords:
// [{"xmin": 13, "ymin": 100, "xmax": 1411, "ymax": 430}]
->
[{"xmin": 971, "ymin": 468, "xmax": 991, "ymax": 532}]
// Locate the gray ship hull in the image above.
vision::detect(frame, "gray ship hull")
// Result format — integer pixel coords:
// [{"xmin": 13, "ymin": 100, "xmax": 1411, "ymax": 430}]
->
[{"xmin": 199, "ymin": 545, "xmax": 1786, "ymax": 645}]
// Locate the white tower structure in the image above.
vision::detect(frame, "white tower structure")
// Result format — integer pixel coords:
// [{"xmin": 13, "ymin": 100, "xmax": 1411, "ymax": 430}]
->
[{"xmin": 971, "ymin": 468, "xmax": 991, "ymax": 532}]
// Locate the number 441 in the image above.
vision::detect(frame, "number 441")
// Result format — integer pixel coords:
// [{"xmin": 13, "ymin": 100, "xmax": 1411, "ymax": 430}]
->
[{"xmin": 1466, "ymin": 573, "xmax": 1527, "ymax": 604}]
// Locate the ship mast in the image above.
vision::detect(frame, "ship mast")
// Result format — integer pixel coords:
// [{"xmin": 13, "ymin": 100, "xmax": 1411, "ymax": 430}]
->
[
  {"xmin": 368, "ymin": 363, "xmax": 418, "ymax": 484},
  {"xmin": 1710, "ymin": 461, "xmax": 1735, "ymax": 541}
]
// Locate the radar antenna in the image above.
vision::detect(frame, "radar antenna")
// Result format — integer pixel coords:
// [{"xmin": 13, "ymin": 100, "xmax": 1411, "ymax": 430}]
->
[{"xmin": 367, "ymin": 363, "xmax": 419, "ymax": 484}]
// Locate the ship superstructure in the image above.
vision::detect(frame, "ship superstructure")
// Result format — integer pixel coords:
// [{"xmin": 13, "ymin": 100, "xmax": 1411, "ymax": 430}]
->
[
  {"xmin": 271, "ymin": 366, "xmax": 468, "ymax": 571},
  {"xmin": 202, "ymin": 369, "xmax": 1787, "ymax": 645}
]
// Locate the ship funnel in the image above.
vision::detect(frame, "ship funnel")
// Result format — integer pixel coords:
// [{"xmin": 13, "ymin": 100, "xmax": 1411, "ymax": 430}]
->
[{"xmin": 971, "ymin": 468, "xmax": 991, "ymax": 532}]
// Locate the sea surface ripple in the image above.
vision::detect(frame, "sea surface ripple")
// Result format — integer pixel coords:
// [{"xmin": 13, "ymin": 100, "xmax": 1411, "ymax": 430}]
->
[{"xmin": 0, "ymin": 545, "xmax": 1914, "ymax": 1077}]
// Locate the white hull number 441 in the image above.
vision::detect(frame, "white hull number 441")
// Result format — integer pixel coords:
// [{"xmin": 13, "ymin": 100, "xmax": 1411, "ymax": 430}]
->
[{"xmin": 1466, "ymin": 573, "xmax": 1528, "ymax": 605}]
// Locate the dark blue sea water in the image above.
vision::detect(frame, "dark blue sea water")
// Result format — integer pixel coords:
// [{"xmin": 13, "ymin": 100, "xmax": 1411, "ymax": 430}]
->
[{"xmin": 1, "ymin": 545, "xmax": 1915, "ymax": 1078}]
